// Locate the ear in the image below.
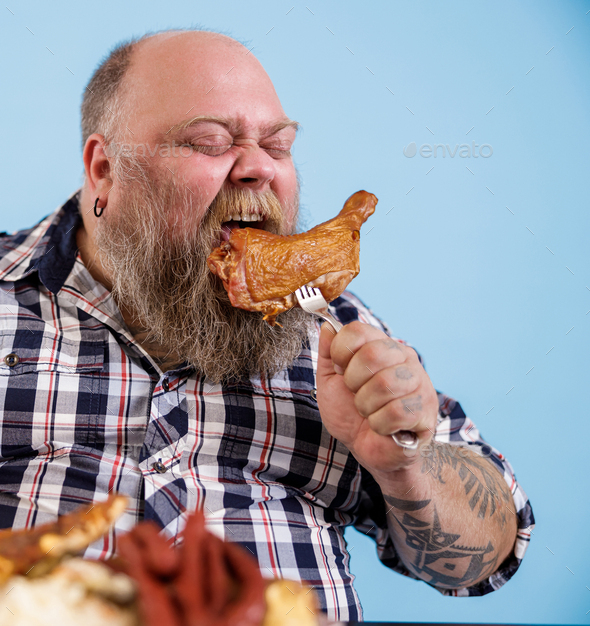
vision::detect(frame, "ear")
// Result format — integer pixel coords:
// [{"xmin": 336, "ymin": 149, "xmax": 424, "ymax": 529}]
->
[{"xmin": 82, "ymin": 133, "xmax": 114, "ymax": 204}]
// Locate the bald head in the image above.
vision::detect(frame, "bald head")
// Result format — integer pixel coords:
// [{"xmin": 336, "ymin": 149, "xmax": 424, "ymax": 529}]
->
[
  {"xmin": 116, "ymin": 30, "xmax": 284, "ymax": 145},
  {"xmin": 81, "ymin": 29, "xmax": 280, "ymax": 151}
]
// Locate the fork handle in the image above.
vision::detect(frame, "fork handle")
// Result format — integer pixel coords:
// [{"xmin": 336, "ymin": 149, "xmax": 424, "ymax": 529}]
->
[
  {"xmin": 318, "ymin": 312, "xmax": 343, "ymax": 333},
  {"xmin": 391, "ymin": 430, "xmax": 419, "ymax": 450}
]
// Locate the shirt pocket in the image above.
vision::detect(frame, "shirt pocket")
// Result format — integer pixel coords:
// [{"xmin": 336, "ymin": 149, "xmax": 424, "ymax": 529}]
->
[{"xmin": 0, "ymin": 331, "xmax": 106, "ymax": 456}]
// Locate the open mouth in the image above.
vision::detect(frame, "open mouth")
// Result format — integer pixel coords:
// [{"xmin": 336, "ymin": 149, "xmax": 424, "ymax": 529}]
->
[{"xmin": 219, "ymin": 214, "xmax": 267, "ymax": 242}]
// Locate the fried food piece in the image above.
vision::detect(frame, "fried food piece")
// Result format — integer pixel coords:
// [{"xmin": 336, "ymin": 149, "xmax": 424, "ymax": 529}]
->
[
  {"xmin": 207, "ymin": 190, "xmax": 377, "ymax": 325},
  {"xmin": 0, "ymin": 559, "xmax": 138, "ymax": 626},
  {"xmin": 0, "ymin": 494, "xmax": 127, "ymax": 584},
  {"xmin": 262, "ymin": 580, "xmax": 319, "ymax": 626},
  {"xmin": 117, "ymin": 511, "xmax": 267, "ymax": 626}
]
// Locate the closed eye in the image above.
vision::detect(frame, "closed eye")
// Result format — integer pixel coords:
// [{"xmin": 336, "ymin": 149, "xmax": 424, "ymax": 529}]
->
[
  {"xmin": 184, "ymin": 143, "xmax": 232, "ymax": 157},
  {"xmin": 263, "ymin": 147, "xmax": 292, "ymax": 159}
]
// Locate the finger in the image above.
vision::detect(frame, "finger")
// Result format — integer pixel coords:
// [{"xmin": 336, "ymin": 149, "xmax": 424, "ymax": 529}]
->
[
  {"xmin": 366, "ymin": 393, "xmax": 437, "ymax": 438},
  {"xmin": 353, "ymin": 365, "xmax": 421, "ymax": 417},
  {"xmin": 117, "ymin": 532, "xmax": 181, "ymax": 626},
  {"xmin": 343, "ymin": 340, "xmax": 410, "ymax": 394},
  {"xmin": 329, "ymin": 321, "xmax": 389, "ymax": 371},
  {"xmin": 365, "ymin": 397, "xmax": 421, "ymax": 437},
  {"xmin": 317, "ymin": 322, "xmax": 340, "ymax": 377}
]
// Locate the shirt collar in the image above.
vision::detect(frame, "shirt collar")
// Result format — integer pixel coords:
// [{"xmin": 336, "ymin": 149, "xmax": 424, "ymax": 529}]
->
[{"xmin": 0, "ymin": 189, "xmax": 82, "ymax": 293}]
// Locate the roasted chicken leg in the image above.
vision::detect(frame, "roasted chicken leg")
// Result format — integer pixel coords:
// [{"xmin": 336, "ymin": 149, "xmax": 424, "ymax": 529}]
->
[{"xmin": 207, "ymin": 190, "xmax": 377, "ymax": 325}]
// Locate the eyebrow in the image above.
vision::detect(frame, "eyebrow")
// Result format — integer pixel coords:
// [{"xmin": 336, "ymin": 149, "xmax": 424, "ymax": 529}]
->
[{"xmin": 165, "ymin": 115, "xmax": 300, "ymax": 137}]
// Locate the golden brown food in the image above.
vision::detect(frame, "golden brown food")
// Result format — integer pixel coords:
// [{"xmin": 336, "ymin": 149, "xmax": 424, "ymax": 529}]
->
[
  {"xmin": 207, "ymin": 190, "xmax": 378, "ymax": 325},
  {"xmin": 0, "ymin": 498, "xmax": 320, "ymax": 626},
  {"xmin": 0, "ymin": 494, "xmax": 127, "ymax": 583},
  {"xmin": 0, "ymin": 559, "xmax": 138, "ymax": 626}
]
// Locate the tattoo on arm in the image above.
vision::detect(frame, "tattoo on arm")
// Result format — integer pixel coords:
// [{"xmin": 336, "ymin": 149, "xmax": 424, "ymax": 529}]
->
[
  {"xmin": 385, "ymin": 503, "xmax": 499, "ymax": 589},
  {"xmin": 421, "ymin": 442, "xmax": 510, "ymax": 529},
  {"xmin": 384, "ymin": 495, "xmax": 430, "ymax": 512}
]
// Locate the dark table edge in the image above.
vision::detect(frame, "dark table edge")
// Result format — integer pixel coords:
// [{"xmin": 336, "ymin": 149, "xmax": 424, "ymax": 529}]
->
[{"xmin": 349, "ymin": 622, "xmax": 564, "ymax": 625}]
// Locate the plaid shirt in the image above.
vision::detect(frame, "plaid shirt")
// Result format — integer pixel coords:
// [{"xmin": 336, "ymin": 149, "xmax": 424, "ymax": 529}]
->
[{"xmin": 0, "ymin": 191, "xmax": 534, "ymax": 621}]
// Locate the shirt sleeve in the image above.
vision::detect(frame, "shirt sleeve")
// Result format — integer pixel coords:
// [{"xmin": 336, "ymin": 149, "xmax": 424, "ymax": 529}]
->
[{"xmin": 334, "ymin": 291, "xmax": 535, "ymax": 596}]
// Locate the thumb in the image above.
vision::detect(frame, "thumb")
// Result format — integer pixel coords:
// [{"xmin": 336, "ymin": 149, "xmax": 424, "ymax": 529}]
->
[{"xmin": 317, "ymin": 323, "xmax": 344, "ymax": 378}]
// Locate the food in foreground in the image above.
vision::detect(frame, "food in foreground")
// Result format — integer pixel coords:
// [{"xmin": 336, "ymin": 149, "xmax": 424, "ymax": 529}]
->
[
  {"xmin": 0, "ymin": 495, "xmax": 134, "ymax": 626},
  {"xmin": 0, "ymin": 494, "xmax": 127, "ymax": 584},
  {"xmin": 117, "ymin": 513, "xmax": 266, "ymax": 626},
  {"xmin": 0, "ymin": 496, "xmax": 320, "ymax": 626},
  {"xmin": 116, "ymin": 511, "xmax": 319, "ymax": 626},
  {"xmin": 207, "ymin": 190, "xmax": 378, "ymax": 325},
  {"xmin": 0, "ymin": 558, "xmax": 138, "ymax": 626}
]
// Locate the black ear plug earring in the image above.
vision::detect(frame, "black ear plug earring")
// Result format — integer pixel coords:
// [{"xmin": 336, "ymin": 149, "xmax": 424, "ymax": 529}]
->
[{"xmin": 93, "ymin": 197, "xmax": 104, "ymax": 218}]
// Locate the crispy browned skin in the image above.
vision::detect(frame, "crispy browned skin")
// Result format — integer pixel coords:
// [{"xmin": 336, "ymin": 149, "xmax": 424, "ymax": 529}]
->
[
  {"xmin": 0, "ymin": 494, "xmax": 127, "ymax": 584},
  {"xmin": 117, "ymin": 511, "xmax": 266, "ymax": 626},
  {"xmin": 207, "ymin": 190, "xmax": 378, "ymax": 325}
]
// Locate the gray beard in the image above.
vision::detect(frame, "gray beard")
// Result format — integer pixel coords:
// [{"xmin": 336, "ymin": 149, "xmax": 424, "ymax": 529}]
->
[{"xmin": 93, "ymin": 166, "xmax": 312, "ymax": 384}]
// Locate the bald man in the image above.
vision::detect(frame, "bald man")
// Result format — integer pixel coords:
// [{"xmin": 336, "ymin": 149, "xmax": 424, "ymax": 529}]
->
[{"xmin": 0, "ymin": 30, "xmax": 533, "ymax": 620}]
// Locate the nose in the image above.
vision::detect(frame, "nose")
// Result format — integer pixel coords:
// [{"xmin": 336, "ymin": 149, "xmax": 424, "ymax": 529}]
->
[{"xmin": 228, "ymin": 144, "xmax": 275, "ymax": 191}]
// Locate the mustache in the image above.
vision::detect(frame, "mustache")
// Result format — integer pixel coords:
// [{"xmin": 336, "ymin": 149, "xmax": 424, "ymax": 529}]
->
[{"xmin": 202, "ymin": 187, "xmax": 287, "ymax": 239}]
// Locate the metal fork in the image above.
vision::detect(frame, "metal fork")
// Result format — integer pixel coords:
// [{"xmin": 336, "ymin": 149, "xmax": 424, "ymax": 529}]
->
[
  {"xmin": 295, "ymin": 286, "xmax": 419, "ymax": 450},
  {"xmin": 295, "ymin": 286, "xmax": 343, "ymax": 332}
]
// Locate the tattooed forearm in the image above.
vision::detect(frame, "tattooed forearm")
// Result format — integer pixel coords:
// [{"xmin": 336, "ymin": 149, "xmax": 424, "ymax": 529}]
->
[
  {"xmin": 380, "ymin": 444, "xmax": 517, "ymax": 589},
  {"xmin": 421, "ymin": 441, "xmax": 510, "ymax": 529},
  {"xmin": 385, "ymin": 501, "xmax": 500, "ymax": 589}
]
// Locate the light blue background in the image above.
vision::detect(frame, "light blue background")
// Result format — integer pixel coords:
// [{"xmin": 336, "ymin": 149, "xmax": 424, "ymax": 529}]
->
[{"xmin": 1, "ymin": 1, "xmax": 589, "ymax": 623}]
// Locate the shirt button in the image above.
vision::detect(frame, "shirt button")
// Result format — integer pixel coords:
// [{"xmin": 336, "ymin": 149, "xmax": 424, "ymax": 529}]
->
[
  {"xmin": 4, "ymin": 353, "xmax": 19, "ymax": 368},
  {"xmin": 152, "ymin": 461, "xmax": 168, "ymax": 474},
  {"xmin": 162, "ymin": 378, "xmax": 170, "ymax": 392}
]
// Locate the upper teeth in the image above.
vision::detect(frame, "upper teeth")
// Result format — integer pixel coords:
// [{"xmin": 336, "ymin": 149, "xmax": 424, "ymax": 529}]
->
[{"xmin": 227, "ymin": 213, "xmax": 263, "ymax": 222}]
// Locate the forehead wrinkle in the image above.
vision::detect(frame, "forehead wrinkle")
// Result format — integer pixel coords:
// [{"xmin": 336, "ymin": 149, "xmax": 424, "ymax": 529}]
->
[{"xmin": 166, "ymin": 115, "xmax": 299, "ymax": 137}]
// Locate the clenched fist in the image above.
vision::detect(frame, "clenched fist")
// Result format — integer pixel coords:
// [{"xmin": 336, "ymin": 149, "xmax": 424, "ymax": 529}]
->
[{"xmin": 316, "ymin": 321, "xmax": 439, "ymax": 476}]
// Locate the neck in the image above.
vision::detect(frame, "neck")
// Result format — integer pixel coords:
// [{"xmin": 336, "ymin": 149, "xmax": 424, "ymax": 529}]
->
[{"xmin": 119, "ymin": 304, "xmax": 185, "ymax": 373}]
